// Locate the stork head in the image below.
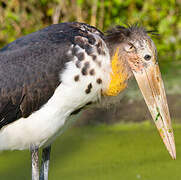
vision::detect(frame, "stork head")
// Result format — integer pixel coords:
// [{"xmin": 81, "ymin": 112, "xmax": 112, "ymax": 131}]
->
[{"xmin": 105, "ymin": 25, "xmax": 176, "ymax": 159}]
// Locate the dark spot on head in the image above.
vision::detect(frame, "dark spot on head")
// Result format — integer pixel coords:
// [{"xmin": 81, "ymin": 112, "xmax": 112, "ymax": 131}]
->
[
  {"xmin": 77, "ymin": 52, "xmax": 85, "ymax": 61},
  {"xmin": 74, "ymin": 75, "xmax": 79, "ymax": 81},
  {"xmin": 75, "ymin": 61, "xmax": 81, "ymax": 68},
  {"xmin": 85, "ymin": 83, "xmax": 92, "ymax": 94},
  {"xmin": 89, "ymin": 69, "xmax": 95, "ymax": 75},
  {"xmin": 96, "ymin": 78, "xmax": 102, "ymax": 84}
]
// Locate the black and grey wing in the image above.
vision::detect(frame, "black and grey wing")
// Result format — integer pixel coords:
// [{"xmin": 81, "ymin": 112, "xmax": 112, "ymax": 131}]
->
[{"xmin": 0, "ymin": 22, "xmax": 104, "ymax": 129}]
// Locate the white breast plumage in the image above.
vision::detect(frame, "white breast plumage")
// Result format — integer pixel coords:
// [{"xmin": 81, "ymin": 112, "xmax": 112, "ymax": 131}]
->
[{"xmin": 0, "ymin": 32, "xmax": 111, "ymax": 150}]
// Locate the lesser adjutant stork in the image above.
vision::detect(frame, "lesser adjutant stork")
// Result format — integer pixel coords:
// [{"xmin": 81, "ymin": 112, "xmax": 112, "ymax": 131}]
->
[{"xmin": 0, "ymin": 22, "xmax": 176, "ymax": 180}]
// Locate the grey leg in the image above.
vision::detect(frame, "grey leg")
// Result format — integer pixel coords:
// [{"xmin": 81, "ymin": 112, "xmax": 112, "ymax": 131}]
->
[
  {"xmin": 40, "ymin": 145, "xmax": 51, "ymax": 180},
  {"xmin": 31, "ymin": 147, "xmax": 39, "ymax": 180}
]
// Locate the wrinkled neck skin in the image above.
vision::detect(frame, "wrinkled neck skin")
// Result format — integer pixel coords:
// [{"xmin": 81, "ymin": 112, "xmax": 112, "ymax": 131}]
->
[{"xmin": 104, "ymin": 42, "xmax": 133, "ymax": 96}]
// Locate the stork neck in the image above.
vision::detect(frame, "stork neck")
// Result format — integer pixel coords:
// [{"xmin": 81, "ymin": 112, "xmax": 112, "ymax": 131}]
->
[{"xmin": 104, "ymin": 47, "xmax": 128, "ymax": 96}]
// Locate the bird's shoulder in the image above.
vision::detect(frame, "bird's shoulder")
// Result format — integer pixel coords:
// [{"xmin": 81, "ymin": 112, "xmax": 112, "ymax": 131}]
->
[{"xmin": 0, "ymin": 22, "xmax": 104, "ymax": 53}]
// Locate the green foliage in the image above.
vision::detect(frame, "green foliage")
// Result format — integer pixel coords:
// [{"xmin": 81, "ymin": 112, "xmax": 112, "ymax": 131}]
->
[{"xmin": 0, "ymin": 0, "xmax": 180, "ymax": 61}]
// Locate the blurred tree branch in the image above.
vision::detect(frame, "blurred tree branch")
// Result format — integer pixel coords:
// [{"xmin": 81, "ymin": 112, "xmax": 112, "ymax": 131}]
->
[
  {"xmin": 52, "ymin": 5, "xmax": 61, "ymax": 24},
  {"xmin": 98, "ymin": 0, "xmax": 105, "ymax": 29},
  {"xmin": 90, "ymin": 0, "xmax": 98, "ymax": 26}
]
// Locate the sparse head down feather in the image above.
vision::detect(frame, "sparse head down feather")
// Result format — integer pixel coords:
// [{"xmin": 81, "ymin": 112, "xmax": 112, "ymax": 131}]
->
[{"xmin": 105, "ymin": 24, "xmax": 158, "ymax": 44}]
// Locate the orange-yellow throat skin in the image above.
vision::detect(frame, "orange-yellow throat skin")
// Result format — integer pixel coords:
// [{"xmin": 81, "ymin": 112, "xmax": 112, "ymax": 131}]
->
[{"xmin": 104, "ymin": 48, "xmax": 128, "ymax": 96}]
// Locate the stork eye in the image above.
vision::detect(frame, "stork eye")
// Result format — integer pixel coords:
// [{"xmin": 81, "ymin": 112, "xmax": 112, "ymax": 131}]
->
[{"xmin": 144, "ymin": 54, "xmax": 151, "ymax": 61}]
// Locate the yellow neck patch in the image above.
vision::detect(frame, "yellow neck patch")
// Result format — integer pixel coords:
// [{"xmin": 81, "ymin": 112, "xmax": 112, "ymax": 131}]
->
[{"xmin": 104, "ymin": 48, "xmax": 128, "ymax": 96}]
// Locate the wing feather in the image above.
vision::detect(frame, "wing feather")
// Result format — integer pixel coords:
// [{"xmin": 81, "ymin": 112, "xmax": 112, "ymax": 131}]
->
[{"xmin": 0, "ymin": 22, "xmax": 103, "ymax": 129}]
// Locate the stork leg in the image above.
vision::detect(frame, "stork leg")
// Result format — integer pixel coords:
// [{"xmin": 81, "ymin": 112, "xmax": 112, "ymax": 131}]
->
[
  {"xmin": 30, "ymin": 146, "xmax": 39, "ymax": 180},
  {"xmin": 40, "ymin": 145, "xmax": 51, "ymax": 180}
]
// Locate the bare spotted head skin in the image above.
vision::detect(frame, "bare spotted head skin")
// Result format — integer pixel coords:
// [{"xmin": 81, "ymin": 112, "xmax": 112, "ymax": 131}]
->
[
  {"xmin": 105, "ymin": 25, "xmax": 176, "ymax": 159},
  {"xmin": 105, "ymin": 25, "xmax": 156, "ymax": 74}
]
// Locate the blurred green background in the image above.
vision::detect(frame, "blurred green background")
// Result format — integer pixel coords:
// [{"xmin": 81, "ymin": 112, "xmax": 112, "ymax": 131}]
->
[
  {"xmin": 0, "ymin": 0, "xmax": 180, "ymax": 61},
  {"xmin": 0, "ymin": 0, "xmax": 181, "ymax": 179}
]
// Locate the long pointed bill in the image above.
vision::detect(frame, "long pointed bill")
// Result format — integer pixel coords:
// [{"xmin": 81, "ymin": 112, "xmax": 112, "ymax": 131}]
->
[{"xmin": 132, "ymin": 62, "xmax": 176, "ymax": 159}]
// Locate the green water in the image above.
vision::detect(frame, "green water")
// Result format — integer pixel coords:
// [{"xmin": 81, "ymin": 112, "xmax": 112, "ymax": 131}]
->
[{"xmin": 0, "ymin": 122, "xmax": 181, "ymax": 180}]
